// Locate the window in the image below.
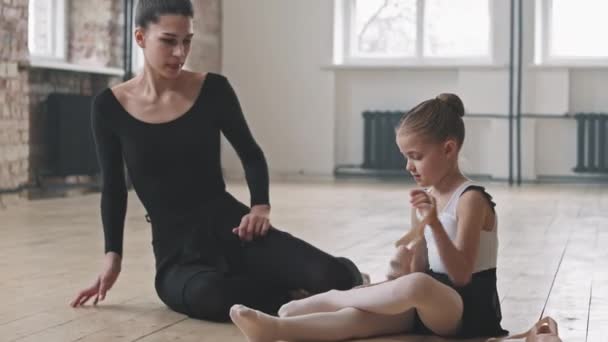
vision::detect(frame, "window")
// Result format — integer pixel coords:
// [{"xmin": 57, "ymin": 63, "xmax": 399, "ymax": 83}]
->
[
  {"xmin": 339, "ymin": 0, "xmax": 492, "ymax": 64},
  {"xmin": 28, "ymin": 0, "xmax": 66, "ymax": 60},
  {"xmin": 423, "ymin": 0, "xmax": 491, "ymax": 58},
  {"xmin": 351, "ymin": 0, "xmax": 417, "ymax": 58},
  {"xmin": 131, "ymin": 0, "xmax": 144, "ymax": 74},
  {"xmin": 536, "ymin": 0, "xmax": 608, "ymax": 64}
]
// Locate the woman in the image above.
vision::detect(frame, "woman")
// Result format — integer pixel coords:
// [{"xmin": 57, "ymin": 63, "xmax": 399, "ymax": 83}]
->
[{"xmin": 70, "ymin": 0, "xmax": 363, "ymax": 322}]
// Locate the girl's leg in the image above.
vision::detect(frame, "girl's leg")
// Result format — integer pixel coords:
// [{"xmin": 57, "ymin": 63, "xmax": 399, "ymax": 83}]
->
[
  {"xmin": 279, "ymin": 272, "xmax": 463, "ymax": 336},
  {"xmin": 230, "ymin": 304, "xmax": 414, "ymax": 342},
  {"xmin": 278, "ymin": 245, "xmax": 414, "ymax": 317}
]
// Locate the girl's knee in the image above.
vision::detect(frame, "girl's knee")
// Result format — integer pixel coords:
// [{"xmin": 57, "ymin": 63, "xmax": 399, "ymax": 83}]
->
[
  {"xmin": 339, "ymin": 307, "xmax": 367, "ymax": 320},
  {"xmin": 393, "ymin": 272, "xmax": 436, "ymax": 299}
]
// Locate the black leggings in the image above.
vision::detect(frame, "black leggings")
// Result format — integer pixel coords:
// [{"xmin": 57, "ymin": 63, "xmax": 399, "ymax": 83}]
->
[{"xmin": 152, "ymin": 193, "xmax": 361, "ymax": 322}]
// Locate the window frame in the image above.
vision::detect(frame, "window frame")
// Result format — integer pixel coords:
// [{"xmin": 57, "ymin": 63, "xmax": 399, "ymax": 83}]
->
[
  {"xmin": 535, "ymin": 0, "xmax": 608, "ymax": 66},
  {"xmin": 28, "ymin": 0, "xmax": 67, "ymax": 62},
  {"xmin": 338, "ymin": 0, "xmax": 495, "ymax": 66}
]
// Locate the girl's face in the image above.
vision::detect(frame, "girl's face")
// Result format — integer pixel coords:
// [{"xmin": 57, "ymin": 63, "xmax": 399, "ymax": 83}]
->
[
  {"xmin": 396, "ymin": 131, "xmax": 458, "ymax": 187},
  {"xmin": 135, "ymin": 15, "xmax": 193, "ymax": 79}
]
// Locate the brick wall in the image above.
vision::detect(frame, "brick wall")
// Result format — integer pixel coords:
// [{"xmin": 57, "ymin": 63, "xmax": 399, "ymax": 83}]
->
[
  {"xmin": 28, "ymin": 0, "xmax": 124, "ymax": 189},
  {"xmin": 186, "ymin": 0, "xmax": 222, "ymax": 73},
  {"xmin": 1, "ymin": 0, "xmax": 222, "ymax": 207},
  {"xmin": 69, "ymin": 0, "xmax": 124, "ymax": 67},
  {"xmin": 0, "ymin": 0, "xmax": 123, "ymax": 205},
  {"xmin": 0, "ymin": 0, "xmax": 30, "ymax": 207}
]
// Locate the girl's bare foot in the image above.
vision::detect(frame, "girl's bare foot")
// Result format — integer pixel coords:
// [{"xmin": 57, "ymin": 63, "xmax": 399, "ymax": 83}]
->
[{"xmin": 230, "ymin": 304, "xmax": 278, "ymax": 342}]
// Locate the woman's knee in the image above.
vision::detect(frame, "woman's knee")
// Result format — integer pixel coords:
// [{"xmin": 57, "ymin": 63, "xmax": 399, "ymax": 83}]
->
[
  {"xmin": 316, "ymin": 256, "xmax": 364, "ymax": 291},
  {"xmin": 182, "ymin": 274, "xmax": 233, "ymax": 322},
  {"xmin": 305, "ymin": 259, "xmax": 357, "ymax": 292}
]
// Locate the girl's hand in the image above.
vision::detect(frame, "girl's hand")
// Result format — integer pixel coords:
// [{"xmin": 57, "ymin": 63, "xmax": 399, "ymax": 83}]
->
[
  {"xmin": 409, "ymin": 189, "xmax": 440, "ymax": 227},
  {"xmin": 232, "ymin": 204, "xmax": 271, "ymax": 241}
]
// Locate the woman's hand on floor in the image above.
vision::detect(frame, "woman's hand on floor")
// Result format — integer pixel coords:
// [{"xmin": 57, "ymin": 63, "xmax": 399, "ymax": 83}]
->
[
  {"xmin": 232, "ymin": 204, "xmax": 271, "ymax": 241},
  {"xmin": 70, "ymin": 252, "xmax": 121, "ymax": 307}
]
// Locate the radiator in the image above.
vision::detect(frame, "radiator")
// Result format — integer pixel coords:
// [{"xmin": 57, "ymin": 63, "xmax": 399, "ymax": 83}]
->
[
  {"xmin": 362, "ymin": 111, "xmax": 406, "ymax": 170},
  {"xmin": 46, "ymin": 93, "xmax": 99, "ymax": 176},
  {"xmin": 361, "ymin": 110, "xmax": 608, "ymax": 175},
  {"xmin": 574, "ymin": 113, "xmax": 608, "ymax": 173}
]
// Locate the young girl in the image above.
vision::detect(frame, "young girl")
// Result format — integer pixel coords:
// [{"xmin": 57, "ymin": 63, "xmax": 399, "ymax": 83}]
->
[{"xmin": 230, "ymin": 93, "xmax": 509, "ymax": 340}]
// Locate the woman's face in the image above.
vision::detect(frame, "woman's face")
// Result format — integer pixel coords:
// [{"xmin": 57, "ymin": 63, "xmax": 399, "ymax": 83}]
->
[{"xmin": 135, "ymin": 15, "xmax": 193, "ymax": 79}]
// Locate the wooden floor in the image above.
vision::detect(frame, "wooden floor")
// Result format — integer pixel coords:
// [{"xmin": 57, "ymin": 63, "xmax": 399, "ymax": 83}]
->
[{"xmin": 1, "ymin": 180, "xmax": 607, "ymax": 341}]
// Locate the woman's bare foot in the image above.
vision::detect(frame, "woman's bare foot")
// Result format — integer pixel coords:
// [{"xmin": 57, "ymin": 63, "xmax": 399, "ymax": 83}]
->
[{"xmin": 230, "ymin": 304, "xmax": 278, "ymax": 342}]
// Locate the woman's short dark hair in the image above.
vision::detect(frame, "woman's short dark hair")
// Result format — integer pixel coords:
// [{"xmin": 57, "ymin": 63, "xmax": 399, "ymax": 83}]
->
[{"xmin": 135, "ymin": 0, "xmax": 194, "ymax": 28}]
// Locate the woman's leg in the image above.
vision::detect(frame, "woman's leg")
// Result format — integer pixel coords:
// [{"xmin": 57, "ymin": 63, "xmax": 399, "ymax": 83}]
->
[
  {"xmin": 213, "ymin": 197, "xmax": 363, "ymax": 294},
  {"xmin": 241, "ymin": 229, "xmax": 362, "ymax": 291},
  {"xmin": 279, "ymin": 272, "xmax": 463, "ymax": 336},
  {"xmin": 156, "ymin": 265, "xmax": 290, "ymax": 322},
  {"xmin": 231, "ymin": 305, "xmax": 414, "ymax": 342}
]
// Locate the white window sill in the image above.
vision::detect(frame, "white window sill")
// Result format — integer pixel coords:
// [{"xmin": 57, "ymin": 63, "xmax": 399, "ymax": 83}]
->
[
  {"xmin": 322, "ymin": 63, "xmax": 508, "ymax": 71},
  {"xmin": 323, "ymin": 63, "xmax": 608, "ymax": 71},
  {"xmin": 27, "ymin": 59, "xmax": 125, "ymax": 76},
  {"xmin": 529, "ymin": 63, "xmax": 608, "ymax": 69}
]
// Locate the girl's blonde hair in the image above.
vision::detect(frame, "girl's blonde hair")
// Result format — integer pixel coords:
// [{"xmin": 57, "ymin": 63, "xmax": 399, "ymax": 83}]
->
[{"xmin": 398, "ymin": 93, "xmax": 466, "ymax": 148}]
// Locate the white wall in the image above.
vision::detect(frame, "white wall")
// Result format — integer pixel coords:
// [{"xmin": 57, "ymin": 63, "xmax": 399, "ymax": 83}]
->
[
  {"xmin": 570, "ymin": 70, "xmax": 608, "ymax": 112},
  {"xmin": 222, "ymin": 0, "xmax": 608, "ymax": 181},
  {"xmin": 221, "ymin": 0, "xmax": 335, "ymax": 178}
]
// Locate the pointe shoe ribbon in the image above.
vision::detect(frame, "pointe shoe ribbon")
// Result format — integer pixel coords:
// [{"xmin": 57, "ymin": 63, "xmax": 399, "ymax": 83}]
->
[{"xmin": 395, "ymin": 209, "xmax": 427, "ymax": 248}]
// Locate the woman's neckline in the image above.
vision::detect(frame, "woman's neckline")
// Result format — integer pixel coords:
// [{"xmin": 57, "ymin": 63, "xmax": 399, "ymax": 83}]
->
[{"xmin": 107, "ymin": 72, "xmax": 210, "ymax": 126}]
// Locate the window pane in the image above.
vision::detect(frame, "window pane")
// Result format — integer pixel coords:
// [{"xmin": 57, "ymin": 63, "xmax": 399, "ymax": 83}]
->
[
  {"xmin": 28, "ymin": 0, "xmax": 53, "ymax": 56},
  {"xmin": 352, "ymin": 0, "xmax": 417, "ymax": 57},
  {"xmin": 424, "ymin": 0, "xmax": 490, "ymax": 57},
  {"xmin": 551, "ymin": 0, "xmax": 608, "ymax": 58}
]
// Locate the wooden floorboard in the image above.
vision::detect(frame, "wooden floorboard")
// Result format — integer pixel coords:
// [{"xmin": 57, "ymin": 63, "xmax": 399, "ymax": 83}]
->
[{"xmin": 1, "ymin": 180, "xmax": 606, "ymax": 341}]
